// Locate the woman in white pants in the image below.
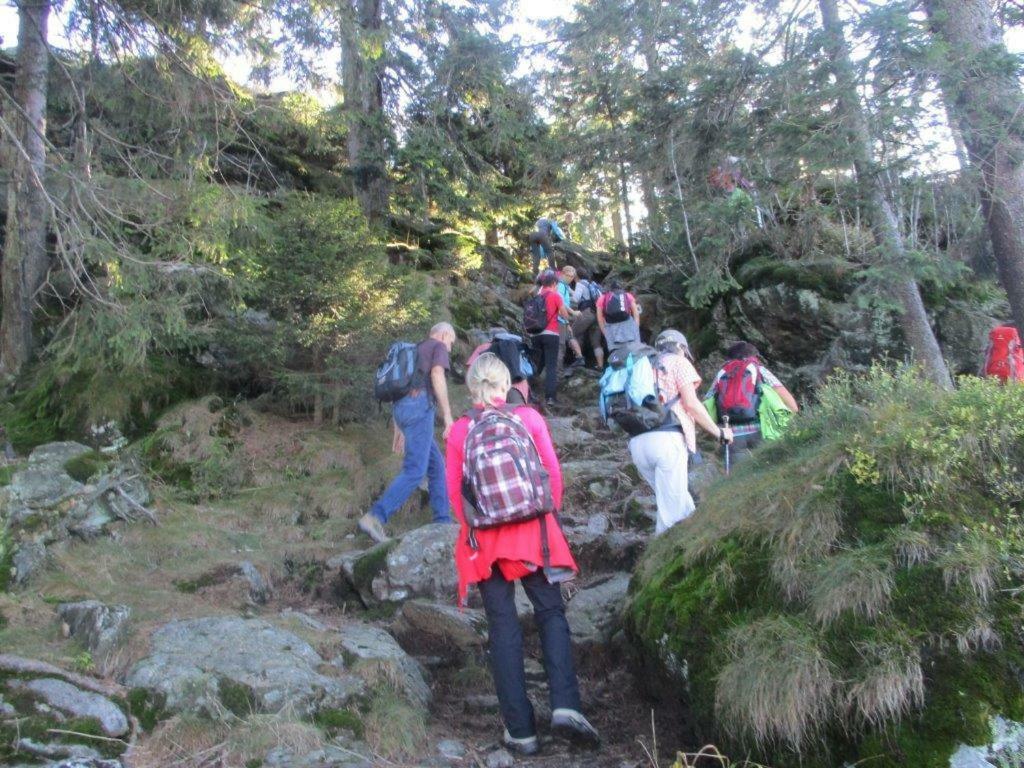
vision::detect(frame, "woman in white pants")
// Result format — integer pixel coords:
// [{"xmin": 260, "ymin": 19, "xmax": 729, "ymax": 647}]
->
[{"xmin": 629, "ymin": 330, "xmax": 734, "ymax": 535}]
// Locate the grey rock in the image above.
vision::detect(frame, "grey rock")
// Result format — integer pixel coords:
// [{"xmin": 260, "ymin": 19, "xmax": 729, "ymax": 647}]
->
[
  {"xmin": 27, "ymin": 442, "xmax": 93, "ymax": 468},
  {"xmin": 239, "ymin": 560, "xmax": 273, "ymax": 605},
  {"xmin": 588, "ymin": 481, "xmax": 614, "ymax": 500},
  {"xmin": 486, "ymin": 748, "xmax": 515, "ymax": 768},
  {"xmin": 371, "ymin": 523, "xmax": 458, "ymax": 603},
  {"xmin": 12, "ymin": 541, "xmax": 47, "ymax": 584},
  {"xmin": 566, "ymin": 573, "xmax": 631, "ymax": 645},
  {"xmin": 10, "ymin": 678, "xmax": 128, "ymax": 737},
  {"xmin": 560, "ymin": 459, "xmax": 625, "ymax": 487},
  {"xmin": 546, "ymin": 417, "xmax": 594, "ymax": 447},
  {"xmin": 264, "ymin": 744, "xmax": 372, "ymax": 768},
  {"xmin": 337, "ymin": 623, "xmax": 431, "ymax": 708},
  {"xmin": 391, "ymin": 600, "xmax": 486, "ymax": 664},
  {"xmin": 125, "ymin": 617, "xmax": 364, "ymax": 718},
  {"xmin": 334, "ymin": 542, "xmax": 397, "ymax": 606},
  {"xmin": 563, "ymin": 524, "xmax": 645, "ymax": 573},
  {"xmin": 8, "ymin": 465, "xmax": 84, "ymax": 510},
  {"xmin": 9, "ymin": 737, "xmax": 101, "ymax": 761},
  {"xmin": 585, "ymin": 513, "xmax": 610, "ymax": 536},
  {"xmin": 58, "ymin": 601, "xmax": 131, "ymax": 663},
  {"xmin": 464, "ymin": 693, "xmax": 500, "ymax": 713},
  {"xmin": 437, "ymin": 738, "xmax": 467, "ymax": 761},
  {"xmin": 48, "ymin": 759, "xmax": 124, "ymax": 768},
  {"xmin": 0, "ymin": 693, "xmax": 15, "ymax": 717}
]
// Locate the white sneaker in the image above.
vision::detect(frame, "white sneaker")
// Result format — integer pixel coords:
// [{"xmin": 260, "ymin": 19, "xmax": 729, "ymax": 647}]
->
[
  {"xmin": 357, "ymin": 513, "xmax": 390, "ymax": 544},
  {"xmin": 502, "ymin": 729, "xmax": 540, "ymax": 756},
  {"xmin": 551, "ymin": 708, "xmax": 600, "ymax": 747}
]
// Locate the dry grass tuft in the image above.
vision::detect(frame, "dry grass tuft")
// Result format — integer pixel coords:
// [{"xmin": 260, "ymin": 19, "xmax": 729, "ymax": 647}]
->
[
  {"xmin": 846, "ymin": 640, "xmax": 923, "ymax": 728},
  {"xmin": 363, "ymin": 689, "xmax": 428, "ymax": 761},
  {"xmin": 716, "ymin": 616, "xmax": 836, "ymax": 749},
  {"xmin": 808, "ymin": 546, "xmax": 893, "ymax": 625},
  {"xmin": 940, "ymin": 534, "xmax": 998, "ymax": 603}
]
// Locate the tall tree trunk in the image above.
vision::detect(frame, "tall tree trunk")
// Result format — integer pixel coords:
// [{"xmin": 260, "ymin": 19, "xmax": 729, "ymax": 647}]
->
[
  {"xmin": 818, "ymin": 0, "xmax": 952, "ymax": 388},
  {"xmin": 925, "ymin": 0, "xmax": 1024, "ymax": 336},
  {"xmin": 617, "ymin": 154, "xmax": 634, "ymax": 263},
  {"xmin": 341, "ymin": 0, "xmax": 389, "ymax": 224},
  {"xmin": 641, "ymin": 170, "xmax": 662, "ymax": 239},
  {"xmin": 2, "ymin": 0, "xmax": 51, "ymax": 376}
]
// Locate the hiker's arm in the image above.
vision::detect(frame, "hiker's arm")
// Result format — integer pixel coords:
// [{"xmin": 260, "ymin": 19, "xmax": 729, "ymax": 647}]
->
[
  {"xmin": 392, "ymin": 420, "xmax": 404, "ymax": 455},
  {"xmin": 558, "ymin": 300, "xmax": 571, "ymax": 320},
  {"xmin": 681, "ymin": 381, "xmax": 733, "ymax": 443},
  {"xmin": 631, "ymin": 299, "xmax": 641, "ymax": 323},
  {"xmin": 550, "ymin": 221, "xmax": 566, "ymax": 242},
  {"xmin": 431, "ymin": 365, "xmax": 454, "ymax": 438},
  {"xmin": 445, "ymin": 420, "xmax": 467, "ymax": 526},
  {"xmin": 775, "ymin": 385, "xmax": 799, "ymax": 413},
  {"xmin": 596, "ymin": 304, "xmax": 606, "ymax": 333}
]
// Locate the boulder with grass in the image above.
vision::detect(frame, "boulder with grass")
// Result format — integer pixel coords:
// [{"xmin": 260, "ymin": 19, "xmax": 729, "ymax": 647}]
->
[{"xmin": 627, "ymin": 371, "xmax": 1024, "ymax": 767}]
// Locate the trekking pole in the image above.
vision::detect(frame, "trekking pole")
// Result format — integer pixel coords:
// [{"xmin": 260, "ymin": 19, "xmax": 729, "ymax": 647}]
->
[{"xmin": 721, "ymin": 414, "xmax": 731, "ymax": 476}]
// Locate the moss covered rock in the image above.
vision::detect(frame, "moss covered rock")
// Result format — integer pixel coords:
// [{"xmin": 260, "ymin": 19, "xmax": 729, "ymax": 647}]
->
[{"xmin": 626, "ymin": 371, "xmax": 1024, "ymax": 767}]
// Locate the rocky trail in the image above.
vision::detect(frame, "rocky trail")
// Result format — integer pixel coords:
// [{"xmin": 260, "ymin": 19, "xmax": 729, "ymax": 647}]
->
[{"xmin": 0, "ymin": 350, "xmax": 702, "ymax": 767}]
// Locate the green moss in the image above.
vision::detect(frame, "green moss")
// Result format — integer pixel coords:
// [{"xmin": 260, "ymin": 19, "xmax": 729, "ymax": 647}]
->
[
  {"xmin": 218, "ymin": 677, "xmax": 260, "ymax": 718},
  {"xmin": 64, "ymin": 451, "xmax": 113, "ymax": 483},
  {"xmin": 127, "ymin": 687, "xmax": 168, "ymax": 732},
  {"xmin": 350, "ymin": 540, "xmax": 397, "ymax": 592},
  {"xmin": 0, "ymin": 464, "xmax": 15, "ymax": 487},
  {"xmin": 313, "ymin": 707, "xmax": 365, "ymax": 738}
]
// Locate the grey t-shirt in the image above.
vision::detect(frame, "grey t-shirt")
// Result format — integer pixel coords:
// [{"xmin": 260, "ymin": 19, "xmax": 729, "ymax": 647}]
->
[{"xmin": 417, "ymin": 338, "xmax": 450, "ymax": 402}]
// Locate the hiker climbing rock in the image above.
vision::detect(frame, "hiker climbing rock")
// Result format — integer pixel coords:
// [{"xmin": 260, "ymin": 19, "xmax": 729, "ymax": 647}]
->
[
  {"xmin": 704, "ymin": 341, "xmax": 798, "ymax": 464},
  {"xmin": 596, "ymin": 279, "xmax": 642, "ymax": 355},
  {"xmin": 362, "ymin": 322, "xmax": 457, "ymax": 542},
  {"xmin": 557, "ymin": 266, "xmax": 587, "ymax": 375},
  {"xmin": 446, "ymin": 353, "xmax": 601, "ymax": 756},
  {"xmin": 468, "ymin": 327, "xmax": 534, "ymax": 404},
  {"xmin": 528, "ymin": 215, "xmax": 567, "ymax": 275},
  {"xmin": 569, "ymin": 268, "xmax": 605, "ymax": 370},
  {"xmin": 524, "ymin": 270, "xmax": 572, "ymax": 406}
]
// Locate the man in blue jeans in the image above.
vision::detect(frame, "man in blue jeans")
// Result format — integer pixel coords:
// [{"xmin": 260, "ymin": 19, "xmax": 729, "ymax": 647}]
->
[{"xmin": 359, "ymin": 322, "xmax": 456, "ymax": 542}]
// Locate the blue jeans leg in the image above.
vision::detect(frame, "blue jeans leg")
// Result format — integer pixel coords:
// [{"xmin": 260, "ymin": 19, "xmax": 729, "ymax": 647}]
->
[
  {"xmin": 426, "ymin": 438, "xmax": 450, "ymax": 522},
  {"xmin": 479, "ymin": 568, "xmax": 535, "ymax": 739},
  {"xmin": 370, "ymin": 395, "xmax": 437, "ymax": 524},
  {"xmin": 522, "ymin": 569, "xmax": 582, "ymax": 713}
]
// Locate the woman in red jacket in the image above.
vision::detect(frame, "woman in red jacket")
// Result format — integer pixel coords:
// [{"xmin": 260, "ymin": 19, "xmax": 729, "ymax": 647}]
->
[{"xmin": 446, "ymin": 353, "xmax": 600, "ymax": 756}]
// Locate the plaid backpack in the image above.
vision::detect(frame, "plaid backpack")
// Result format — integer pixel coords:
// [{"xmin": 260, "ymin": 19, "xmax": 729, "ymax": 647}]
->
[{"xmin": 461, "ymin": 407, "xmax": 554, "ymax": 544}]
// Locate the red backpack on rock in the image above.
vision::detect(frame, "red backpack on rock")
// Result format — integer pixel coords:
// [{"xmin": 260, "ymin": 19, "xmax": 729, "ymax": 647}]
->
[
  {"xmin": 713, "ymin": 357, "xmax": 762, "ymax": 424},
  {"xmin": 983, "ymin": 326, "xmax": 1024, "ymax": 383}
]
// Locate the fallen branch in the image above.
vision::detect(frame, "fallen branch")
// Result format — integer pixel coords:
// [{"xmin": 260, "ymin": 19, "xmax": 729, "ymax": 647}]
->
[{"xmin": 47, "ymin": 728, "xmax": 129, "ymax": 745}]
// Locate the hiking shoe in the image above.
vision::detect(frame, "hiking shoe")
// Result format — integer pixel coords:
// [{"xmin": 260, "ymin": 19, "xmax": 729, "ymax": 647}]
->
[
  {"xmin": 545, "ymin": 397, "xmax": 558, "ymax": 406},
  {"xmin": 569, "ymin": 357, "xmax": 586, "ymax": 369},
  {"xmin": 551, "ymin": 709, "xmax": 600, "ymax": 748},
  {"xmin": 357, "ymin": 513, "xmax": 390, "ymax": 544},
  {"xmin": 502, "ymin": 729, "xmax": 540, "ymax": 756}
]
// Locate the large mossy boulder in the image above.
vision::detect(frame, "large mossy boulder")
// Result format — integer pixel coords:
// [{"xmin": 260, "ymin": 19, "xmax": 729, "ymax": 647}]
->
[{"xmin": 627, "ymin": 371, "xmax": 1024, "ymax": 767}]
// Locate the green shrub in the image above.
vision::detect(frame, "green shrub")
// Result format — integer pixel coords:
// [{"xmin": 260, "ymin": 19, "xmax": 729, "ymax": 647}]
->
[{"xmin": 628, "ymin": 369, "xmax": 1024, "ymax": 767}]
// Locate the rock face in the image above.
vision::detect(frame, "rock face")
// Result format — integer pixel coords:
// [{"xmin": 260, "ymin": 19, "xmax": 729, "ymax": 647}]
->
[
  {"xmin": 336, "ymin": 623, "xmax": 431, "ymax": 708},
  {"xmin": 390, "ymin": 599, "xmax": 487, "ymax": 664},
  {"xmin": 1, "ymin": 442, "xmax": 154, "ymax": 586},
  {"xmin": 125, "ymin": 617, "xmax": 364, "ymax": 718},
  {"xmin": 566, "ymin": 573, "xmax": 630, "ymax": 646},
  {"xmin": 263, "ymin": 744, "xmax": 372, "ymax": 768},
  {"xmin": 371, "ymin": 523, "xmax": 459, "ymax": 603},
  {"xmin": 58, "ymin": 601, "xmax": 131, "ymax": 666}
]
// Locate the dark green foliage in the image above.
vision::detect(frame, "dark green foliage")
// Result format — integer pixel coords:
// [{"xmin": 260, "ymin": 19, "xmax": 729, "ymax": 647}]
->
[
  {"xmin": 127, "ymin": 687, "xmax": 168, "ymax": 732},
  {"xmin": 63, "ymin": 451, "xmax": 113, "ymax": 483},
  {"xmin": 313, "ymin": 707, "xmax": 366, "ymax": 739},
  {"xmin": 628, "ymin": 370, "xmax": 1024, "ymax": 766},
  {"xmin": 218, "ymin": 677, "xmax": 260, "ymax": 718}
]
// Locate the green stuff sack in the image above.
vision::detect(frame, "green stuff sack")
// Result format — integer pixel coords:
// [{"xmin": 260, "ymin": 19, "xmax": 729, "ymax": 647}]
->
[
  {"xmin": 703, "ymin": 396, "xmax": 718, "ymax": 425},
  {"xmin": 758, "ymin": 385, "xmax": 792, "ymax": 440}
]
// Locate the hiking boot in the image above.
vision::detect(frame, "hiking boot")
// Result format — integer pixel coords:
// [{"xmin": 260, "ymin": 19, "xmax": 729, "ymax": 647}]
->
[
  {"xmin": 357, "ymin": 513, "xmax": 390, "ymax": 544},
  {"xmin": 551, "ymin": 708, "xmax": 600, "ymax": 748},
  {"xmin": 502, "ymin": 729, "xmax": 540, "ymax": 756},
  {"xmin": 569, "ymin": 357, "xmax": 585, "ymax": 369},
  {"xmin": 545, "ymin": 397, "xmax": 558, "ymax": 407}
]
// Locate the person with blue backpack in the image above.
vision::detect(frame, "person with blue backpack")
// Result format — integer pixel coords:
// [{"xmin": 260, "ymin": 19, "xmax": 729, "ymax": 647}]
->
[
  {"xmin": 599, "ymin": 331, "xmax": 732, "ymax": 535},
  {"xmin": 568, "ymin": 267, "xmax": 605, "ymax": 370},
  {"xmin": 361, "ymin": 322, "xmax": 457, "ymax": 543}
]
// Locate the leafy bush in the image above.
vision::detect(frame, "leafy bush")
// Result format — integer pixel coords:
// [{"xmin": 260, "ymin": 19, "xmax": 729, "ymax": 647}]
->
[{"xmin": 628, "ymin": 369, "xmax": 1024, "ymax": 767}]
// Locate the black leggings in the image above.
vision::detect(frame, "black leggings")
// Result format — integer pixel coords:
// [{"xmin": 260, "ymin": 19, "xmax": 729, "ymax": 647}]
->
[{"xmin": 531, "ymin": 333, "xmax": 560, "ymax": 400}]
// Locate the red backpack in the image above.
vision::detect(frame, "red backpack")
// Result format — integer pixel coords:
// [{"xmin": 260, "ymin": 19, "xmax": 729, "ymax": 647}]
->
[
  {"xmin": 983, "ymin": 326, "xmax": 1024, "ymax": 383},
  {"xmin": 461, "ymin": 407, "xmax": 554, "ymax": 544},
  {"xmin": 714, "ymin": 357, "xmax": 762, "ymax": 424}
]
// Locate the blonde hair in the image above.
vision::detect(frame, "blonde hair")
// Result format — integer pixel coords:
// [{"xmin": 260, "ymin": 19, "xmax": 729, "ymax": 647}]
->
[
  {"xmin": 467, "ymin": 353, "xmax": 511, "ymax": 406},
  {"xmin": 561, "ymin": 265, "xmax": 577, "ymax": 279},
  {"xmin": 430, "ymin": 321, "xmax": 455, "ymax": 341}
]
